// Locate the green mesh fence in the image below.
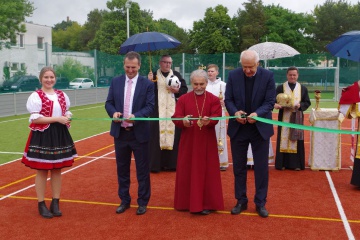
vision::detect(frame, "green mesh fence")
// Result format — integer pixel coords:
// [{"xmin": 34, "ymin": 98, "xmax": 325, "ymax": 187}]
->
[{"xmin": 1, "ymin": 45, "xmax": 359, "ymax": 97}]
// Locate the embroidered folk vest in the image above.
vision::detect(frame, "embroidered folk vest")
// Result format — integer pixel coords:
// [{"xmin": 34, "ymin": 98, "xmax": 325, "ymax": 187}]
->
[{"xmin": 29, "ymin": 89, "xmax": 70, "ymax": 131}]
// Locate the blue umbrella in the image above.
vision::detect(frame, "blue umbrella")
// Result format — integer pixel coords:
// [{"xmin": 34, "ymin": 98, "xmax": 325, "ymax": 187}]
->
[
  {"xmin": 326, "ymin": 30, "xmax": 360, "ymax": 62},
  {"xmin": 119, "ymin": 31, "xmax": 181, "ymax": 54}
]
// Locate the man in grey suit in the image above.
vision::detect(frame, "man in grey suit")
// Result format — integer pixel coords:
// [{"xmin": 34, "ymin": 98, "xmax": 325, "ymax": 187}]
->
[
  {"xmin": 105, "ymin": 51, "xmax": 155, "ymax": 215},
  {"xmin": 225, "ymin": 50, "xmax": 276, "ymax": 218}
]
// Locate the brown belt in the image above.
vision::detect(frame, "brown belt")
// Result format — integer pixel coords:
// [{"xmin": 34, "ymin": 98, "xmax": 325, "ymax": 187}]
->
[{"xmin": 121, "ymin": 127, "xmax": 133, "ymax": 131}]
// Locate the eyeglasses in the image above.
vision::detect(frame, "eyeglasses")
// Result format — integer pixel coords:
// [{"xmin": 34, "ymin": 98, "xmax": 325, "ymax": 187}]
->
[{"xmin": 161, "ymin": 61, "xmax": 172, "ymax": 65}]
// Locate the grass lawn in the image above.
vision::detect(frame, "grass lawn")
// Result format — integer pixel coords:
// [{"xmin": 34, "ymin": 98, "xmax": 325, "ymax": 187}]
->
[
  {"xmin": 0, "ymin": 103, "xmax": 109, "ymax": 164},
  {"xmin": 0, "ymin": 98, "xmax": 339, "ymax": 164}
]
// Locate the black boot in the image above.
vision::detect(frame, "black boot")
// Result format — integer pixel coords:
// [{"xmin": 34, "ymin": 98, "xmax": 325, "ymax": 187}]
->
[
  {"xmin": 38, "ymin": 201, "xmax": 53, "ymax": 219},
  {"xmin": 50, "ymin": 198, "xmax": 62, "ymax": 217}
]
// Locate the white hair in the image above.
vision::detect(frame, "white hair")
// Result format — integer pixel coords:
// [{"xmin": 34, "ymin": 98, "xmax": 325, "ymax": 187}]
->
[
  {"xmin": 240, "ymin": 50, "xmax": 260, "ymax": 63},
  {"xmin": 190, "ymin": 69, "xmax": 208, "ymax": 83}
]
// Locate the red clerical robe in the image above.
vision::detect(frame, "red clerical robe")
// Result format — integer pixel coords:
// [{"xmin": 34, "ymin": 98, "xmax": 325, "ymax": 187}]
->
[{"xmin": 172, "ymin": 90, "xmax": 224, "ymax": 212}]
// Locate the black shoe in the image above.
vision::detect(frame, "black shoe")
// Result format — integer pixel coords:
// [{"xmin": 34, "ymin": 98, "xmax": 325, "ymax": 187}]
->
[
  {"xmin": 38, "ymin": 201, "xmax": 53, "ymax": 219},
  {"xmin": 116, "ymin": 204, "xmax": 130, "ymax": 214},
  {"xmin": 200, "ymin": 210, "xmax": 211, "ymax": 215},
  {"xmin": 256, "ymin": 206, "xmax": 269, "ymax": 218},
  {"xmin": 231, "ymin": 203, "xmax": 248, "ymax": 215},
  {"xmin": 136, "ymin": 206, "xmax": 147, "ymax": 215},
  {"xmin": 50, "ymin": 198, "xmax": 62, "ymax": 217},
  {"xmin": 220, "ymin": 166, "xmax": 227, "ymax": 171}
]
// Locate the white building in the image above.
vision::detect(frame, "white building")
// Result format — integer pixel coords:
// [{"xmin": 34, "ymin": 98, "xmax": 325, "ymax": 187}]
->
[{"xmin": 0, "ymin": 22, "xmax": 52, "ymax": 85}]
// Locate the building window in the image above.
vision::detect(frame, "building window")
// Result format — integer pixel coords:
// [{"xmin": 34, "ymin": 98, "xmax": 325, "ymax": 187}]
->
[
  {"xmin": 19, "ymin": 34, "xmax": 24, "ymax": 48},
  {"xmin": 37, "ymin": 37, "xmax": 44, "ymax": 49},
  {"xmin": 21, "ymin": 63, "xmax": 26, "ymax": 71},
  {"xmin": 38, "ymin": 63, "xmax": 45, "ymax": 72},
  {"xmin": 11, "ymin": 62, "xmax": 19, "ymax": 71},
  {"xmin": 10, "ymin": 38, "xmax": 17, "ymax": 47}
]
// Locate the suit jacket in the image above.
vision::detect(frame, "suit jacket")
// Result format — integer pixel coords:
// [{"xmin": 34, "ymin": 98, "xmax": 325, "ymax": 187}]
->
[
  {"xmin": 225, "ymin": 67, "xmax": 276, "ymax": 140},
  {"xmin": 105, "ymin": 75, "xmax": 155, "ymax": 143}
]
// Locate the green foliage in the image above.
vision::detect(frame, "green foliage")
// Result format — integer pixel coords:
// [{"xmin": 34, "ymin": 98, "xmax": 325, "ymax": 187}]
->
[
  {"xmin": 89, "ymin": 0, "xmax": 154, "ymax": 54},
  {"xmin": 153, "ymin": 19, "xmax": 192, "ymax": 54},
  {"xmin": 3, "ymin": 67, "xmax": 10, "ymax": 80},
  {"xmin": 236, "ymin": 0, "xmax": 267, "ymax": 50},
  {"xmin": 13, "ymin": 68, "xmax": 27, "ymax": 76},
  {"xmin": 53, "ymin": 20, "xmax": 76, "ymax": 31},
  {"xmin": 0, "ymin": 103, "xmax": 109, "ymax": 164},
  {"xmin": 189, "ymin": 5, "xmax": 237, "ymax": 54},
  {"xmin": 263, "ymin": 5, "xmax": 316, "ymax": 54},
  {"xmin": 54, "ymin": 57, "xmax": 95, "ymax": 80},
  {"xmin": 52, "ymin": 22, "xmax": 87, "ymax": 51},
  {"xmin": 313, "ymin": 0, "xmax": 360, "ymax": 52},
  {"xmin": 0, "ymin": 0, "xmax": 34, "ymax": 49}
]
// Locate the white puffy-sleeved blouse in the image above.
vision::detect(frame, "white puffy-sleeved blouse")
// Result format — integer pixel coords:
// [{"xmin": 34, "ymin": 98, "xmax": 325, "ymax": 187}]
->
[{"xmin": 26, "ymin": 91, "xmax": 72, "ymax": 122}]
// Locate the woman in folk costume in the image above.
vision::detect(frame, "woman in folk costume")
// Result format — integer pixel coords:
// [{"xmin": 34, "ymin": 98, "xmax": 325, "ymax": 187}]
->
[
  {"xmin": 274, "ymin": 66, "xmax": 311, "ymax": 170},
  {"xmin": 338, "ymin": 80, "xmax": 360, "ymax": 187},
  {"xmin": 147, "ymin": 55, "xmax": 188, "ymax": 172},
  {"xmin": 22, "ymin": 67, "xmax": 77, "ymax": 218},
  {"xmin": 206, "ymin": 64, "xmax": 229, "ymax": 171}
]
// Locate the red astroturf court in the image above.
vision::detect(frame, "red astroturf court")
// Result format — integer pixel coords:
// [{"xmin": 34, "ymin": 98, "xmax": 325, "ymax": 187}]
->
[{"xmin": 0, "ymin": 113, "xmax": 360, "ymax": 240}]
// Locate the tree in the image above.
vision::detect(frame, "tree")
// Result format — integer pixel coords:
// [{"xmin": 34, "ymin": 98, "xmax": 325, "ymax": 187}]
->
[
  {"xmin": 235, "ymin": 0, "xmax": 267, "ymax": 50},
  {"xmin": 53, "ymin": 20, "xmax": 76, "ymax": 31},
  {"xmin": 189, "ymin": 5, "xmax": 237, "ymax": 54},
  {"xmin": 54, "ymin": 58, "xmax": 94, "ymax": 81},
  {"xmin": 81, "ymin": 9, "xmax": 107, "ymax": 49},
  {"xmin": 88, "ymin": 0, "xmax": 155, "ymax": 54},
  {"xmin": 313, "ymin": 0, "xmax": 358, "ymax": 52},
  {"xmin": 52, "ymin": 22, "xmax": 86, "ymax": 51},
  {"xmin": 263, "ymin": 5, "xmax": 316, "ymax": 54},
  {"xmin": 0, "ymin": 0, "xmax": 34, "ymax": 49},
  {"xmin": 153, "ymin": 19, "xmax": 192, "ymax": 54}
]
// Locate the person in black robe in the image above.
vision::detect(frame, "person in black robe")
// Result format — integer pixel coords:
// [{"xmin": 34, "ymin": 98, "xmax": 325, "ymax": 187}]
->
[
  {"xmin": 147, "ymin": 55, "xmax": 188, "ymax": 172},
  {"xmin": 274, "ymin": 67, "xmax": 311, "ymax": 170}
]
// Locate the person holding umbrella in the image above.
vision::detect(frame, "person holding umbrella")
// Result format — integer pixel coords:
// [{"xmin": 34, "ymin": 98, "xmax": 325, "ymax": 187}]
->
[{"xmin": 147, "ymin": 55, "xmax": 188, "ymax": 173}]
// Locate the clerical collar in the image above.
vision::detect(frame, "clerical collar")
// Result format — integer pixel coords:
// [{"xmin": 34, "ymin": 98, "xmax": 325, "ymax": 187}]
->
[
  {"xmin": 161, "ymin": 71, "xmax": 170, "ymax": 77},
  {"xmin": 288, "ymin": 82, "xmax": 296, "ymax": 90}
]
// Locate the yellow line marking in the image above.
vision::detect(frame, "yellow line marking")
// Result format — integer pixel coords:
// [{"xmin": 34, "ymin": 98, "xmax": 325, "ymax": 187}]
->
[
  {"xmin": 0, "ymin": 144, "xmax": 114, "ymax": 190},
  {"xmin": 1, "ymin": 195, "xmax": 360, "ymax": 224}
]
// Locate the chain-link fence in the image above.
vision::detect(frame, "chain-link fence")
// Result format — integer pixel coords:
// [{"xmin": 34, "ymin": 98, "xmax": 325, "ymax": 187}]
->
[{"xmin": 1, "ymin": 44, "xmax": 359, "ymax": 99}]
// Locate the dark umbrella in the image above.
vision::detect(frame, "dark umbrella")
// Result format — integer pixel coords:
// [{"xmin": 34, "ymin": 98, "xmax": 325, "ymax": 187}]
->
[
  {"xmin": 119, "ymin": 32, "xmax": 181, "ymax": 71},
  {"xmin": 119, "ymin": 31, "xmax": 181, "ymax": 54},
  {"xmin": 326, "ymin": 30, "xmax": 360, "ymax": 62}
]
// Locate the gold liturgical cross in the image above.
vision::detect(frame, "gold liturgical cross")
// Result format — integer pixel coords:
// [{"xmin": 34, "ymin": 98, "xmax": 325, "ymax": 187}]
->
[
  {"xmin": 197, "ymin": 117, "xmax": 203, "ymax": 130},
  {"xmin": 198, "ymin": 64, "xmax": 206, "ymax": 70}
]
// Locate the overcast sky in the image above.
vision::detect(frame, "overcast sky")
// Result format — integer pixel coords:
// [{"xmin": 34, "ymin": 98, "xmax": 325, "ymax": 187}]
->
[{"xmin": 27, "ymin": 0, "xmax": 359, "ymax": 30}]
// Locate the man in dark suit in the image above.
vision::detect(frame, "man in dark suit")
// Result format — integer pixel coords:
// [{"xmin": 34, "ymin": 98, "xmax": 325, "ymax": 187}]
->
[
  {"xmin": 225, "ymin": 50, "xmax": 276, "ymax": 218},
  {"xmin": 105, "ymin": 51, "xmax": 155, "ymax": 215}
]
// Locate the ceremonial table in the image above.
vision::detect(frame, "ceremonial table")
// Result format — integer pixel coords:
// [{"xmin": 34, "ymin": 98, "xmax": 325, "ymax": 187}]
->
[{"xmin": 308, "ymin": 108, "xmax": 344, "ymax": 171}]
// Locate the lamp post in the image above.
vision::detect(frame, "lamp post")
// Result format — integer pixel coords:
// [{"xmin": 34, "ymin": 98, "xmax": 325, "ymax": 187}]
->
[{"xmin": 125, "ymin": 0, "xmax": 132, "ymax": 39}]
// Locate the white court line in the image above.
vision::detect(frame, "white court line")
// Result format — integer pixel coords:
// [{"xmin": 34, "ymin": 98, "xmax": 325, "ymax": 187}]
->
[
  {"xmin": 326, "ymin": 171, "xmax": 355, "ymax": 240},
  {"xmin": 0, "ymin": 150, "xmax": 115, "ymax": 201},
  {"xmin": 0, "ymin": 105, "xmax": 103, "ymax": 124},
  {"xmin": 0, "ymin": 117, "xmax": 28, "ymax": 124},
  {"xmin": 0, "ymin": 131, "xmax": 110, "ymax": 167}
]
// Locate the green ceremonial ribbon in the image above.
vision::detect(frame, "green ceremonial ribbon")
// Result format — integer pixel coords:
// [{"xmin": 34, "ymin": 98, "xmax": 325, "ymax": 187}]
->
[{"xmin": 70, "ymin": 116, "xmax": 360, "ymax": 135}]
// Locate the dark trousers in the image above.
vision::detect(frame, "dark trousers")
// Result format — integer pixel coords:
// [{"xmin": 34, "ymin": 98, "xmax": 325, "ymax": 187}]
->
[
  {"xmin": 114, "ymin": 129, "xmax": 150, "ymax": 206},
  {"xmin": 230, "ymin": 124, "xmax": 269, "ymax": 207}
]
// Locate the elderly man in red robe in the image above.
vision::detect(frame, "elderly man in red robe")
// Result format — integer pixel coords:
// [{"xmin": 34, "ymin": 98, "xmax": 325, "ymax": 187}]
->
[
  {"xmin": 172, "ymin": 69, "xmax": 224, "ymax": 215},
  {"xmin": 339, "ymin": 80, "xmax": 360, "ymax": 188}
]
